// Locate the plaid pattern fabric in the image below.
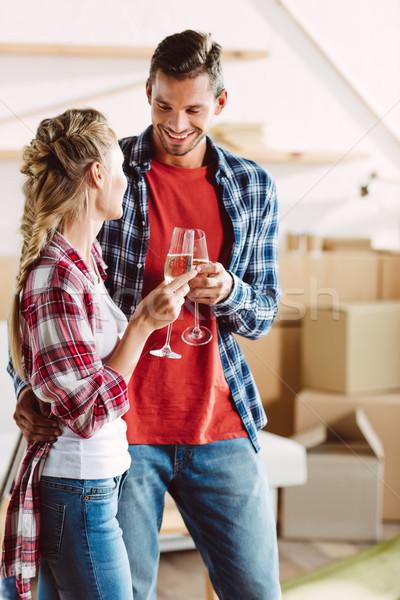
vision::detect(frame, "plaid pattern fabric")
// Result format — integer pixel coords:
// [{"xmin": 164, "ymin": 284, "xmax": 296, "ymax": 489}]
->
[
  {"xmin": 1, "ymin": 232, "xmax": 129, "ymax": 598},
  {"xmin": 98, "ymin": 126, "xmax": 281, "ymax": 451}
]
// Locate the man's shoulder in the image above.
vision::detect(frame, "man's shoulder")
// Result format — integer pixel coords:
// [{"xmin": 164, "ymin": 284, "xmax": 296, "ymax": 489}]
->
[
  {"xmin": 118, "ymin": 126, "xmax": 153, "ymax": 165},
  {"xmin": 211, "ymin": 139, "xmax": 273, "ymax": 183}
]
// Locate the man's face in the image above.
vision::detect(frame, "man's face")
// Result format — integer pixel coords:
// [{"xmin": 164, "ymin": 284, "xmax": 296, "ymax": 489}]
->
[{"xmin": 146, "ymin": 71, "xmax": 227, "ymax": 167}]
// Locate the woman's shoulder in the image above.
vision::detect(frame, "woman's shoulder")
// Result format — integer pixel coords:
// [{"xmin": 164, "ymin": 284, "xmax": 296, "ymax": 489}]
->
[{"xmin": 25, "ymin": 244, "xmax": 90, "ymax": 301}]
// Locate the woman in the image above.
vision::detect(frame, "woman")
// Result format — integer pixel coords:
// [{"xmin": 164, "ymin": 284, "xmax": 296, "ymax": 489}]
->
[{"xmin": 1, "ymin": 108, "xmax": 195, "ymax": 599}]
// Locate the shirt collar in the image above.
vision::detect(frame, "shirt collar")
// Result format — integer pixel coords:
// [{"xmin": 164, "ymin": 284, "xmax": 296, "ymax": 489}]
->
[
  {"xmin": 126, "ymin": 125, "xmax": 153, "ymax": 171},
  {"xmin": 126, "ymin": 125, "xmax": 230, "ymax": 180},
  {"xmin": 50, "ymin": 231, "xmax": 107, "ymax": 285}
]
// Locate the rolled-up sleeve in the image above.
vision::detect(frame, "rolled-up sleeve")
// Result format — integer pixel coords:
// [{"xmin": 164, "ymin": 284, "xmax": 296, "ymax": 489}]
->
[
  {"xmin": 212, "ymin": 178, "xmax": 280, "ymax": 339},
  {"xmin": 27, "ymin": 288, "xmax": 129, "ymax": 438}
]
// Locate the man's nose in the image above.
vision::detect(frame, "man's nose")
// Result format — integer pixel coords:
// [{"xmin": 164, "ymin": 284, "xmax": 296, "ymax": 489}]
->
[{"xmin": 169, "ymin": 111, "xmax": 188, "ymax": 132}]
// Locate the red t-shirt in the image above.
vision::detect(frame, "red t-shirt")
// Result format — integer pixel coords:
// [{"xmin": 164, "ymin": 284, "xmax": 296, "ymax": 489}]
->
[{"xmin": 124, "ymin": 159, "xmax": 247, "ymax": 444}]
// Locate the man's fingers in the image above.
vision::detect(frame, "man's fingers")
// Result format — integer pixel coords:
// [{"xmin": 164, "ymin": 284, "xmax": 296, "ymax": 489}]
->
[
  {"xmin": 14, "ymin": 416, "xmax": 60, "ymax": 443},
  {"xmin": 14, "ymin": 408, "xmax": 60, "ymax": 431},
  {"xmin": 194, "ymin": 261, "xmax": 219, "ymax": 276}
]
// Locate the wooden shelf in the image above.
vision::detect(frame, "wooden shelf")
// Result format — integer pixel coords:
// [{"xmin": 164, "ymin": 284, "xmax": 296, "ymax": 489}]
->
[
  {"xmin": 0, "ymin": 42, "xmax": 269, "ymax": 61},
  {"xmin": 0, "ymin": 146, "xmax": 370, "ymax": 164},
  {"xmin": 0, "ymin": 150, "xmax": 21, "ymax": 160},
  {"xmin": 215, "ymin": 143, "xmax": 369, "ymax": 164}
]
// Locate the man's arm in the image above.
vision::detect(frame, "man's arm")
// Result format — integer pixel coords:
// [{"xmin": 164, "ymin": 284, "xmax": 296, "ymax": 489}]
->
[{"xmin": 189, "ymin": 178, "xmax": 280, "ymax": 339}]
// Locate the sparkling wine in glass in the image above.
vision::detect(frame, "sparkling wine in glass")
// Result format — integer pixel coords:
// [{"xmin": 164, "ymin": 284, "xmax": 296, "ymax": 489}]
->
[
  {"xmin": 150, "ymin": 227, "xmax": 194, "ymax": 359},
  {"xmin": 182, "ymin": 229, "xmax": 213, "ymax": 346}
]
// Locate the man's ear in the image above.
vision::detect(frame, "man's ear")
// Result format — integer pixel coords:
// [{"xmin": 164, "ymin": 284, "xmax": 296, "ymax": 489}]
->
[
  {"xmin": 146, "ymin": 79, "xmax": 152, "ymax": 105},
  {"xmin": 88, "ymin": 161, "xmax": 104, "ymax": 189},
  {"xmin": 215, "ymin": 89, "xmax": 228, "ymax": 115}
]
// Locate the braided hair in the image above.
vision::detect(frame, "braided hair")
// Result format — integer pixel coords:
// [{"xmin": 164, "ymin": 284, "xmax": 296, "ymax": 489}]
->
[{"xmin": 9, "ymin": 108, "xmax": 117, "ymax": 379}]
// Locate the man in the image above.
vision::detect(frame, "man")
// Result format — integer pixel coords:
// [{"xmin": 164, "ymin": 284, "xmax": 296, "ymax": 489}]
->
[{"xmin": 11, "ymin": 30, "xmax": 281, "ymax": 599}]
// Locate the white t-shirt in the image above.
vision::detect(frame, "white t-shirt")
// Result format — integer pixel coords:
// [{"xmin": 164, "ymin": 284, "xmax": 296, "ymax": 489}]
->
[{"xmin": 42, "ymin": 273, "xmax": 131, "ymax": 479}]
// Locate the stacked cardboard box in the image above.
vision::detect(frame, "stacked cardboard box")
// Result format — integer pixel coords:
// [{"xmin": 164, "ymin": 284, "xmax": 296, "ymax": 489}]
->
[
  {"xmin": 281, "ymin": 409, "xmax": 384, "ymax": 541},
  {"xmin": 293, "ymin": 389, "xmax": 400, "ymax": 521},
  {"xmin": 279, "ymin": 294, "xmax": 400, "ymax": 533},
  {"xmin": 302, "ymin": 301, "xmax": 400, "ymax": 394},
  {"xmin": 277, "ymin": 251, "xmax": 380, "ymax": 323},
  {"xmin": 378, "ymin": 252, "xmax": 400, "ymax": 299},
  {"xmin": 248, "ymin": 249, "xmax": 400, "ymax": 534},
  {"xmin": 238, "ymin": 250, "xmax": 381, "ymax": 436},
  {"xmin": 236, "ymin": 326, "xmax": 301, "ymax": 437}
]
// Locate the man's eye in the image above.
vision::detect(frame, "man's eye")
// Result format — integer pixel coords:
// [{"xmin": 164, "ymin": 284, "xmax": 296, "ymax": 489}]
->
[
  {"xmin": 187, "ymin": 109, "xmax": 199, "ymax": 115},
  {"xmin": 158, "ymin": 105, "xmax": 170, "ymax": 111}
]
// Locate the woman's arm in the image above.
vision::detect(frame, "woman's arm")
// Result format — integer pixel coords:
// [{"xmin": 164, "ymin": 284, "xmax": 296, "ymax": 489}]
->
[{"xmin": 27, "ymin": 271, "xmax": 195, "ymax": 438}]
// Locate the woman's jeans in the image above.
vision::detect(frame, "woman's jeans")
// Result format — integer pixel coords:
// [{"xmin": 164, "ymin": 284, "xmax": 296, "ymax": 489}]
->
[
  {"xmin": 117, "ymin": 438, "xmax": 282, "ymax": 600},
  {"xmin": 0, "ymin": 576, "xmax": 19, "ymax": 600},
  {"xmin": 37, "ymin": 473, "xmax": 132, "ymax": 600}
]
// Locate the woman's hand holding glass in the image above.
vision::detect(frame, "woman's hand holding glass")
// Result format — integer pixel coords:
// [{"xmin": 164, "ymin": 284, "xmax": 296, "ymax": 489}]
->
[
  {"xmin": 131, "ymin": 270, "xmax": 196, "ymax": 335},
  {"xmin": 150, "ymin": 227, "xmax": 195, "ymax": 359}
]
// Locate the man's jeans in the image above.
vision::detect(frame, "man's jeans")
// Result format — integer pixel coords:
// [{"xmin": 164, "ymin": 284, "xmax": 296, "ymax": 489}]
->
[
  {"xmin": 117, "ymin": 438, "xmax": 282, "ymax": 600},
  {"xmin": 37, "ymin": 473, "xmax": 132, "ymax": 600}
]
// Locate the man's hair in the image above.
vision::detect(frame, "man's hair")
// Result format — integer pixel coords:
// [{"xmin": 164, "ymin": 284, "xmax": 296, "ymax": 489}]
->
[{"xmin": 148, "ymin": 30, "xmax": 224, "ymax": 98}]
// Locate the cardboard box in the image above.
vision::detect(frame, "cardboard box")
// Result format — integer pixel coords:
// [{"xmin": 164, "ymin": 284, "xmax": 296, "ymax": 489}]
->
[
  {"xmin": 277, "ymin": 251, "xmax": 380, "ymax": 323},
  {"xmin": 323, "ymin": 237, "xmax": 372, "ymax": 251},
  {"xmin": 236, "ymin": 326, "xmax": 301, "ymax": 436},
  {"xmin": 294, "ymin": 389, "xmax": 400, "ymax": 520},
  {"xmin": 281, "ymin": 409, "xmax": 384, "ymax": 541},
  {"xmin": 301, "ymin": 301, "xmax": 400, "ymax": 394},
  {"xmin": 378, "ymin": 253, "xmax": 400, "ymax": 299}
]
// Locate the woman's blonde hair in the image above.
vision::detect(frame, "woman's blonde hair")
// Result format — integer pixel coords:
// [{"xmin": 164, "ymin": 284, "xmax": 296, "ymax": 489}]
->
[{"xmin": 9, "ymin": 107, "xmax": 117, "ymax": 380}]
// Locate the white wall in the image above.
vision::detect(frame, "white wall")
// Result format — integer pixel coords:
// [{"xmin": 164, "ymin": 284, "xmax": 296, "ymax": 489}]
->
[{"xmin": 1, "ymin": 0, "xmax": 400, "ymax": 254}]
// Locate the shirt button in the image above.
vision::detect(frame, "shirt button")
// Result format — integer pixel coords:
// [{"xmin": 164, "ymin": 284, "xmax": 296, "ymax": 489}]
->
[
  {"xmin": 142, "ymin": 220, "xmax": 145, "ymax": 226},
  {"xmin": 137, "ymin": 263, "xmax": 142, "ymax": 269}
]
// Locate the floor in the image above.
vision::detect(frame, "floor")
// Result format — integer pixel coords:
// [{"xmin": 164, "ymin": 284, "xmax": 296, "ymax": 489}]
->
[{"xmin": 156, "ymin": 522, "xmax": 400, "ymax": 600}]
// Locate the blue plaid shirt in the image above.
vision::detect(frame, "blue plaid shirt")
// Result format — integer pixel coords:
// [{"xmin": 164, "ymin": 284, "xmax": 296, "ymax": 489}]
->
[{"xmin": 98, "ymin": 126, "xmax": 281, "ymax": 451}]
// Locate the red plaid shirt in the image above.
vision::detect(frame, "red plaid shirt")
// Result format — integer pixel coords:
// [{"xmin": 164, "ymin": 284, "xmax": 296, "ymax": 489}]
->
[{"xmin": 1, "ymin": 232, "xmax": 129, "ymax": 599}]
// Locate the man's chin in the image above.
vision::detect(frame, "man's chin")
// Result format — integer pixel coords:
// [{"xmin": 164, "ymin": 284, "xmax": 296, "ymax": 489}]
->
[{"xmin": 157, "ymin": 128, "xmax": 204, "ymax": 157}]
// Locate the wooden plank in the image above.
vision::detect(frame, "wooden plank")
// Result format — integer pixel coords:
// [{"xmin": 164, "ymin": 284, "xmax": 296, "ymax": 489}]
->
[
  {"xmin": 0, "ymin": 43, "xmax": 155, "ymax": 58},
  {"xmin": 0, "ymin": 79, "xmax": 145, "ymax": 127},
  {"xmin": 211, "ymin": 142, "xmax": 370, "ymax": 163},
  {"xmin": 0, "ymin": 149, "xmax": 21, "ymax": 160},
  {"xmin": 0, "ymin": 42, "xmax": 268, "ymax": 61},
  {"xmin": 0, "ymin": 146, "xmax": 369, "ymax": 163}
]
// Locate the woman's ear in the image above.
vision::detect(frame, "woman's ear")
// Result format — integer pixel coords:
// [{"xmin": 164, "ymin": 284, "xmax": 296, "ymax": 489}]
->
[{"xmin": 88, "ymin": 161, "xmax": 104, "ymax": 189}]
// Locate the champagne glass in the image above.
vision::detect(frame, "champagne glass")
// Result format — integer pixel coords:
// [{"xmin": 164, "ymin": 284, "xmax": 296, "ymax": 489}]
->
[
  {"xmin": 150, "ymin": 227, "xmax": 194, "ymax": 359},
  {"xmin": 182, "ymin": 229, "xmax": 213, "ymax": 346}
]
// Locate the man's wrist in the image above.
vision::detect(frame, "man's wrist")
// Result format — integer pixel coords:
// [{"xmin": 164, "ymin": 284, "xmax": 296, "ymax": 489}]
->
[{"xmin": 218, "ymin": 270, "xmax": 234, "ymax": 303}]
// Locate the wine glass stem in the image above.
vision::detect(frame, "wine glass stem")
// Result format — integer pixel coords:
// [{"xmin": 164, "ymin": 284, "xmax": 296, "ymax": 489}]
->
[
  {"xmin": 192, "ymin": 303, "xmax": 201, "ymax": 334},
  {"xmin": 163, "ymin": 324, "xmax": 173, "ymax": 350}
]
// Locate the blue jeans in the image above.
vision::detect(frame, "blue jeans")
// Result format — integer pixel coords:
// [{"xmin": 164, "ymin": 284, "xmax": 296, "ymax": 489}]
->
[
  {"xmin": 117, "ymin": 438, "xmax": 282, "ymax": 600},
  {"xmin": 0, "ymin": 577, "xmax": 19, "ymax": 600},
  {"xmin": 37, "ymin": 473, "xmax": 132, "ymax": 600}
]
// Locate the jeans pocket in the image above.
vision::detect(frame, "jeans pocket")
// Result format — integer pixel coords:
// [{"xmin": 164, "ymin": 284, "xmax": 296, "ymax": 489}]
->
[
  {"xmin": 87, "ymin": 477, "xmax": 119, "ymax": 500},
  {"xmin": 39, "ymin": 499, "xmax": 65, "ymax": 559}
]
